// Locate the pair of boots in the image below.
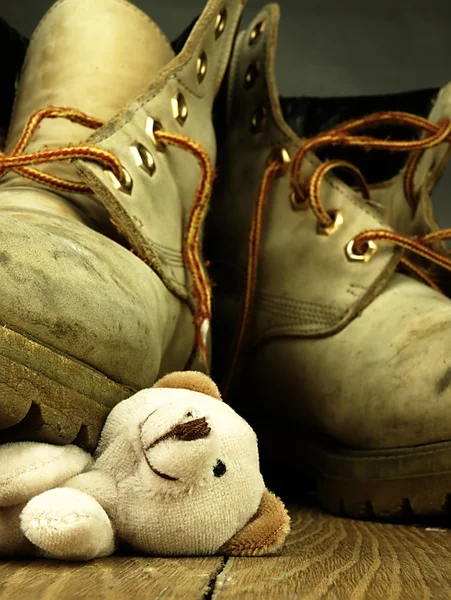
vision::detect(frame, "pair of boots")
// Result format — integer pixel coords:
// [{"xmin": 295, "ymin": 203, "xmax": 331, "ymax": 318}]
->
[{"xmin": 2, "ymin": 0, "xmax": 451, "ymax": 521}]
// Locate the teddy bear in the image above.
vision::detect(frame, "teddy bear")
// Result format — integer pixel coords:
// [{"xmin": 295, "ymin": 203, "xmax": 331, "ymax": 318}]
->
[{"xmin": 0, "ymin": 371, "xmax": 290, "ymax": 560}]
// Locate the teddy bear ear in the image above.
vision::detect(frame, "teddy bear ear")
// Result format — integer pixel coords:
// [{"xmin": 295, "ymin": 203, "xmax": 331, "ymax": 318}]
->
[
  {"xmin": 153, "ymin": 371, "xmax": 222, "ymax": 400},
  {"xmin": 218, "ymin": 490, "xmax": 291, "ymax": 556}
]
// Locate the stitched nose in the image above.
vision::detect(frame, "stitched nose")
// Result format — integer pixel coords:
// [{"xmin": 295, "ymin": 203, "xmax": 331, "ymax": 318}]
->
[
  {"xmin": 172, "ymin": 417, "xmax": 211, "ymax": 441},
  {"xmin": 146, "ymin": 416, "xmax": 211, "ymax": 450}
]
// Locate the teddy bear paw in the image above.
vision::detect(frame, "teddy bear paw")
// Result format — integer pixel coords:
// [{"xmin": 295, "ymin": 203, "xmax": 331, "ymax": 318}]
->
[{"xmin": 20, "ymin": 488, "xmax": 115, "ymax": 561}]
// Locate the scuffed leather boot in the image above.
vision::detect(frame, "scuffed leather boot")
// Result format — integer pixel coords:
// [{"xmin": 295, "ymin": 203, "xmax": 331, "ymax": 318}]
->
[
  {"xmin": 0, "ymin": 18, "xmax": 28, "ymax": 148},
  {"xmin": 0, "ymin": 0, "xmax": 245, "ymax": 450},
  {"xmin": 207, "ymin": 4, "xmax": 451, "ymax": 519}
]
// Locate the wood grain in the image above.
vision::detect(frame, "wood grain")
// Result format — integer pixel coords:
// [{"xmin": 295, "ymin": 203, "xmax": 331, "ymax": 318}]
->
[
  {"xmin": 2, "ymin": 506, "xmax": 451, "ymax": 599},
  {"xmin": 213, "ymin": 505, "xmax": 451, "ymax": 600},
  {"xmin": 0, "ymin": 556, "xmax": 224, "ymax": 599}
]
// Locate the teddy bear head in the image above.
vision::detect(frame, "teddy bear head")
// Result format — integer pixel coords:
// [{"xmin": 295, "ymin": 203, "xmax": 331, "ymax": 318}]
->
[{"xmin": 93, "ymin": 371, "xmax": 290, "ymax": 556}]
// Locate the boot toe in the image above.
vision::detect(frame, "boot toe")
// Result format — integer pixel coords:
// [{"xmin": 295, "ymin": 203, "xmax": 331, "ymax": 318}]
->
[{"xmin": 252, "ymin": 274, "xmax": 451, "ymax": 450}]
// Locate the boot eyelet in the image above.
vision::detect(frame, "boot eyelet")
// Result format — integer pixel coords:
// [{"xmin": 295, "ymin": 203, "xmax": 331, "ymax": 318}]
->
[
  {"xmin": 346, "ymin": 239, "xmax": 378, "ymax": 263},
  {"xmin": 249, "ymin": 21, "xmax": 265, "ymax": 45},
  {"xmin": 197, "ymin": 51, "xmax": 208, "ymax": 83},
  {"xmin": 105, "ymin": 165, "xmax": 133, "ymax": 195},
  {"xmin": 130, "ymin": 142, "xmax": 155, "ymax": 177},
  {"xmin": 317, "ymin": 210, "xmax": 344, "ymax": 236},
  {"xmin": 215, "ymin": 9, "xmax": 227, "ymax": 39},
  {"xmin": 250, "ymin": 106, "xmax": 267, "ymax": 134},
  {"xmin": 200, "ymin": 318, "xmax": 210, "ymax": 347},
  {"xmin": 171, "ymin": 91, "xmax": 188, "ymax": 126},
  {"xmin": 272, "ymin": 147, "xmax": 291, "ymax": 176},
  {"xmin": 290, "ymin": 190, "xmax": 309, "ymax": 211},
  {"xmin": 146, "ymin": 117, "xmax": 166, "ymax": 152},
  {"xmin": 244, "ymin": 62, "xmax": 260, "ymax": 89}
]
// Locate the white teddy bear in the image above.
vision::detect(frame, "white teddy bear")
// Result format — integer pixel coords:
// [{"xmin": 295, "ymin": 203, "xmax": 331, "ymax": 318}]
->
[{"xmin": 0, "ymin": 371, "xmax": 290, "ymax": 560}]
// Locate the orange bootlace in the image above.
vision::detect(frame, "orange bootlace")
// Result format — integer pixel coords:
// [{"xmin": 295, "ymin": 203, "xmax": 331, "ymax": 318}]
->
[
  {"xmin": 0, "ymin": 106, "xmax": 214, "ymax": 367},
  {"xmin": 223, "ymin": 111, "xmax": 451, "ymax": 394}
]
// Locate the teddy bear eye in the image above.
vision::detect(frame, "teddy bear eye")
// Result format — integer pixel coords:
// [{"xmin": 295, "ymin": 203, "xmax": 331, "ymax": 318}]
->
[
  {"xmin": 213, "ymin": 459, "xmax": 227, "ymax": 478},
  {"xmin": 186, "ymin": 411, "xmax": 193, "ymax": 418}
]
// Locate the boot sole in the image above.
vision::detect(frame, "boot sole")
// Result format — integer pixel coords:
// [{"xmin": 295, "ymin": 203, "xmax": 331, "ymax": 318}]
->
[
  {"xmin": 304, "ymin": 435, "xmax": 451, "ymax": 520},
  {"xmin": 0, "ymin": 323, "xmax": 132, "ymax": 451},
  {"xmin": 259, "ymin": 424, "xmax": 451, "ymax": 520}
]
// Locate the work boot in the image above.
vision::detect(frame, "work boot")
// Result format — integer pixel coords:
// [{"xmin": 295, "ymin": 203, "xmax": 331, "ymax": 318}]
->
[
  {"xmin": 206, "ymin": 4, "xmax": 451, "ymax": 519},
  {"xmin": 0, "ymin": 18, "xmax": 28, "ymax": 148},
  {"xmin": 0, "ymin": 0, "xmax": 245, "ymax": 450}
]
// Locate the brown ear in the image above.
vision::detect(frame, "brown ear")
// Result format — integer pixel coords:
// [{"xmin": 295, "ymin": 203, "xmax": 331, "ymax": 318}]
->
[
  {"xmin": 218, "ymin": 490, "xmax": 291, "ymax": 556},
  {"xmin": 153, "ymin": 371, "xmax": 222, "ymax": 400}
]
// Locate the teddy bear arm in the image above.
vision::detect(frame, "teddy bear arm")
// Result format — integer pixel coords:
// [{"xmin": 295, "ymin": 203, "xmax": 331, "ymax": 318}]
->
[
  {"xmin": 20, "ymin": 488, "xmax": 116, "ymax": 561},
  {"xmin": 0, "ymin": 442, "xmax": 92, "ymax": 507}
]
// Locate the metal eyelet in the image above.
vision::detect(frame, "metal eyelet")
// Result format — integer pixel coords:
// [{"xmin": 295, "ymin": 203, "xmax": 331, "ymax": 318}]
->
[
  {"xmin": 272, "ymin": 147, "xmax": 291, "ymax": 177},
  {"xmin": 244, "ymin": 62, "xmax": 260, "ymax": 90},
  {"xmin": 105, "ymin": 165, "xmax": 133, "ymax": 195},
  {"xmin": 249, "ymin": 21, "xmax": 265, "ymax": 45},
  {"xmin": 130, "ymin": 142, "xmax": 155, "ymax": 177},
  {"xmin": 197, "ymin": 51, "xmax": 208, "ymax": 83},
  {"xmin": 171, "ymin": 91, "xmax": 188, "ymax": 126},
  {"xmin": 290, "ymin": 190, "xmax": 309, "ymax": 211},
  {"xmin": 250, "ymin": 106, "xmax": 267, "ymax": 134},
  {"xmin": 215, "ymin": 9, "xmax": 227, "ymax": 39},
  {"xmin": 200, "ymin": 318, "xmax": 210, "ymax": 348},
  {"xmin": 317, "ymin": 210, "xmax": 344, "ymax": 236},
  {"xmin": 146, "ymin": 117, "xmax": 166, "ymax": 152},
  {"xmin": 346, "ymin": 239, "xmax": 378, "ymax": 263}
]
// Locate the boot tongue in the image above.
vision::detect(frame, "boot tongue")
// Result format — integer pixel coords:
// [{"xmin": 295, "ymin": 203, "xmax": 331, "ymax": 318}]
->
[{"xmin": 6, "ymin": 0, "xmax": 175, "ymax": 154}]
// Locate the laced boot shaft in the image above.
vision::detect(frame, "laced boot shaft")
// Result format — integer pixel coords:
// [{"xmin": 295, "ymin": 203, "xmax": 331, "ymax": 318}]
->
[
  {"xmin": 223, "ymin": 114, "xmax": 451, "ymax": 391},
  {"xmin": 300, "ymin": 106, "xmax": 451, "ymax": 292},
  {"xmin": 0, "ymin": 107, "xmax": 214, "ymax": 364},
  {"xmin": 315, "ymin": 85, "xmax": 451, "ymax": 291},
  {"xmin": 207, "ymin": 3, "xmax": 451, "ymax": 520},
  {"xmin": 0, "ymin": 0, "xmax": 245, "ymax": 450},
  {"xmin": 0, "ymin": 0, "xmax": 177, "ymax": 233}
]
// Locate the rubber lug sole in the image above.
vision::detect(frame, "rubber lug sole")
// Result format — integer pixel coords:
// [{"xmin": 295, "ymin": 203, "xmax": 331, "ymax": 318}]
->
[
  {"xmin": 311, "ymin": 441, "xmax": 451, "ymax": 520},
  {"xmin": 0, "ymin": 323, "xmax": 132, "ymax": 451},
  {"xmin": 256, "ymin": 421, "xmax": 451, "ymax": 521}
]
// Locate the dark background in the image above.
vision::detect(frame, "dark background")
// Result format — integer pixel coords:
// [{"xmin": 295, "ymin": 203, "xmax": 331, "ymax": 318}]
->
[{"xmin": 2, "ymin": 0, "xmax": 451, "ymax": 224}]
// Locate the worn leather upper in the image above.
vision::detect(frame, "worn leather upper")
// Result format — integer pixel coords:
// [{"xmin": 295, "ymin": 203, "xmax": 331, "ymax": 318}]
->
[
  {"xmin": 208, "ymin": 4, "xmax": 451, "ymax": 449},
  {"xmin": 0, "ymin": 0, "xmax": 245, "ymax": 388}
]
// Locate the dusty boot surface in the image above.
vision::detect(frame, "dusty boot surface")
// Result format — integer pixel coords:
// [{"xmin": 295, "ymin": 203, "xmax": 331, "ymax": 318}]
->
[
  {"xmin": 0, "ymin": 0, "xmax": 245, "ymax": 450},
  {"xmin": 207, "ymin": 4, "xmax": 451, "ymax": 520}
]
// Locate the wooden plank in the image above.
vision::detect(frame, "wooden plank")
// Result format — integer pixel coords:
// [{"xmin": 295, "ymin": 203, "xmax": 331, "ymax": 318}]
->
[
  {"xmin": 213, "ymin": 505, "xmax": 451, "ymax": 599},
  {"xmin": 0, "ymin": 556, "xmax": 224, "ymax": 599},
  {"xmin": 3, "ymin": 505, "xmax": 451, "ymax": 599}
]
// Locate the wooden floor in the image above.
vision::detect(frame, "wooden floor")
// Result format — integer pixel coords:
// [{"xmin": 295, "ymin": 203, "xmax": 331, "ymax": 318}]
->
[{"xmin": 2, "ymin": 503, "xmax": 451, "ymax": 599}]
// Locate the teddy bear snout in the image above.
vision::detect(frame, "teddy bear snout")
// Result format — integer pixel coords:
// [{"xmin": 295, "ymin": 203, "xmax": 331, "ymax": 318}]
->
[{"xmin": 141, "ymin": 412, "xmax": 219, "ymax": 488}]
